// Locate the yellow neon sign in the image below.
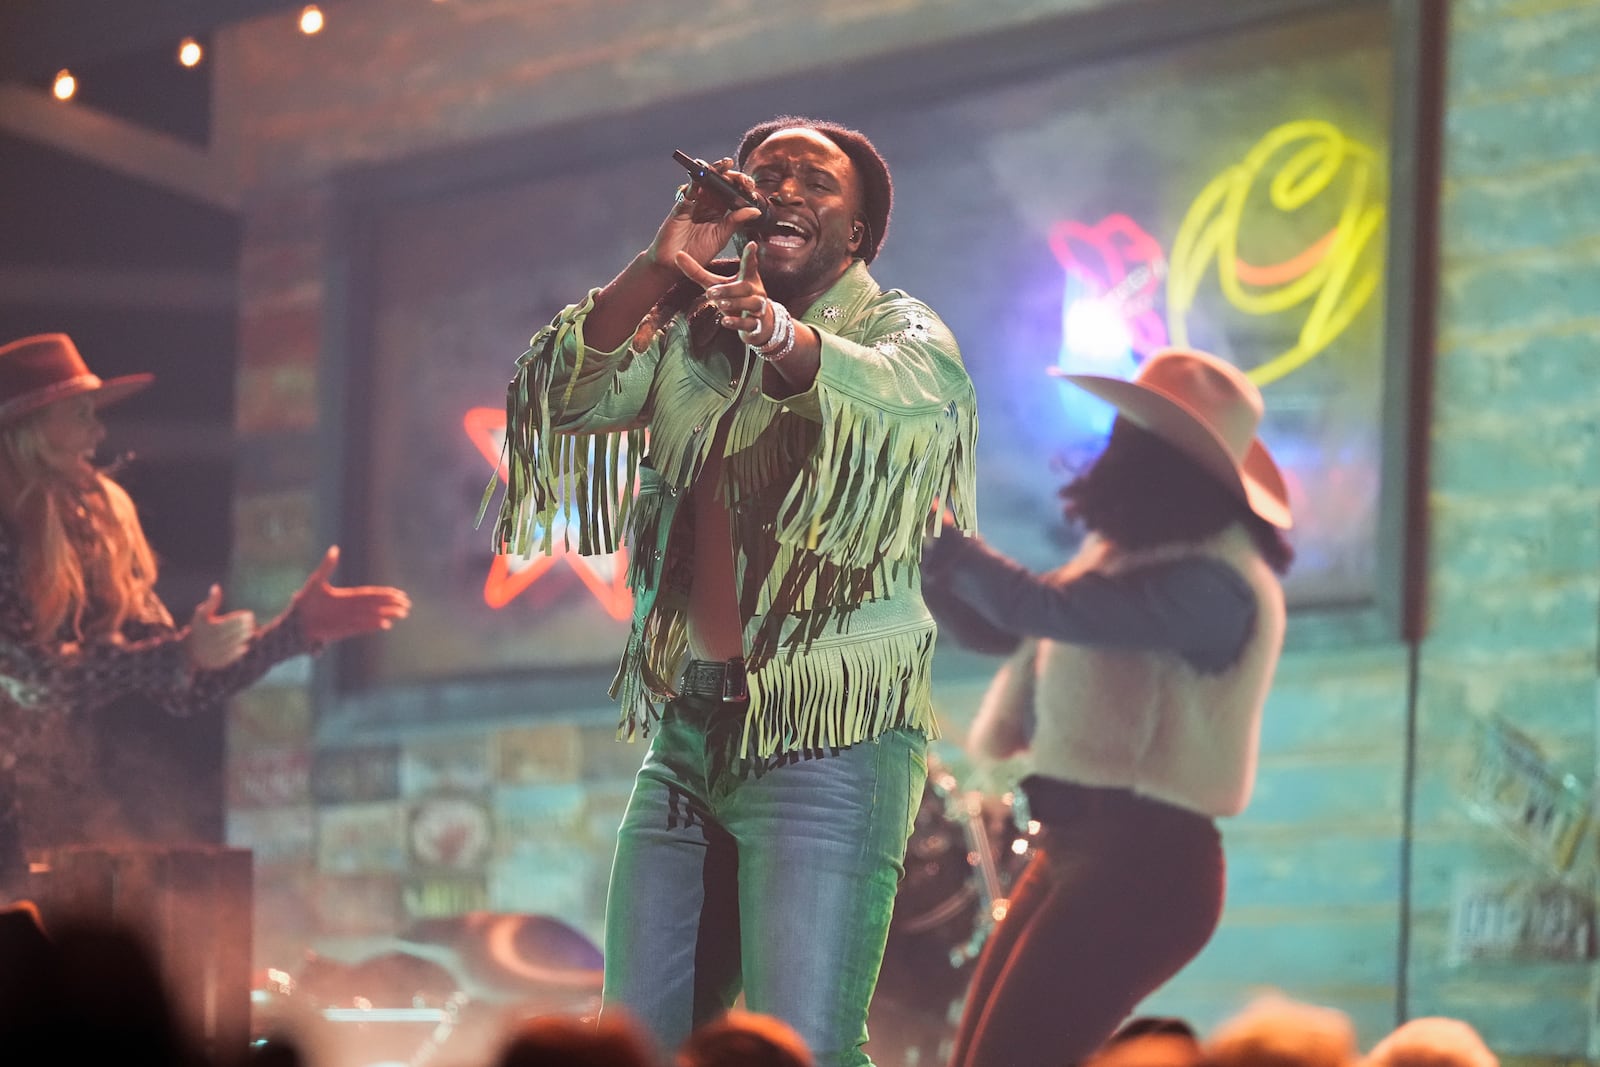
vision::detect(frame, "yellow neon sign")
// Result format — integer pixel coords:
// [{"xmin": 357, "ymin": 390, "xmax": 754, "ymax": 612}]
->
[{"xmin": 1166, "ymin": 119, "xmax": 1386, "ymax": 386}]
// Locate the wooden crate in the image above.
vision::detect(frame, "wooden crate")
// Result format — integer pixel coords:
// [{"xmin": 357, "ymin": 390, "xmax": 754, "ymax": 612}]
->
[{"xmin": 30, "ymin": 845, "xmax": 253, "ymax": 1066}]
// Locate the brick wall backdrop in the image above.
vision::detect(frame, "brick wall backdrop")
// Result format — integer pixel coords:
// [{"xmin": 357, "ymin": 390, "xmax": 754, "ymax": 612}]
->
[
  {"xmin": 1408, "ymin": 0, "xmax": 1600, "ymax": 1052},
  {"xmin": 215, "ymin": 0, "xmax": 1600, "ymax": 1053}
]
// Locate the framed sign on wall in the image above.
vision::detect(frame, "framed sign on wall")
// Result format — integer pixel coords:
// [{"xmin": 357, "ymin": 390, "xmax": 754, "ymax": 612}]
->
[{"xmin": 317, "ymin": 0, "xmax": 1433, "ymax": 722}]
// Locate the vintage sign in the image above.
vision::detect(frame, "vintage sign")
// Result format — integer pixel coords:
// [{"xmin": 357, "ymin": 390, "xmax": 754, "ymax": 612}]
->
[
  {"xmin": 1448, "ymin": 873, "xmax": 1596, "ymax": 965},
  {"xmin": 1460, "ymin": 717, "xmax": 1591, "ymax": 873}
]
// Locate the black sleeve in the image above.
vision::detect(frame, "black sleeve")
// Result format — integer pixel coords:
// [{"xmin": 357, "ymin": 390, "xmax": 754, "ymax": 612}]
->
[
  {"xmin": 920, "ymin": 543, "xmax": 1024, "ymax": 655},
  {"xmin": 0, "ymin": 532, "xmax": 315, "ymax": 719},
  {"xmin": 132, "ymin": 605, "xmax": 317, "ymax": 717},
  {"xmin": 924, "ymin": 531, "xmax": 1257, "ymax": 673}
]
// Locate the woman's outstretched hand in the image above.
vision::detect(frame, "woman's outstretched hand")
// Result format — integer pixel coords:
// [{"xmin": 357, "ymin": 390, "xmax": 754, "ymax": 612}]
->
[
  {"xmin": 185, "ymin": 585, "xmax": 255, "ymax": 671},
  {"xmin": 293, "ymin": 545, "xmax": 412, "ymax": 644}
]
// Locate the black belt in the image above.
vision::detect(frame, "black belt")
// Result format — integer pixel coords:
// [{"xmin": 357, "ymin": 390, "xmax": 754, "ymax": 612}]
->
[
  {"xmin": 678, "ymin": 657, "xmax": 749, "ymax": 703},
  {"xmin": 1020, "ymin": 775, "xmax": 1211, "ymax": 827}
]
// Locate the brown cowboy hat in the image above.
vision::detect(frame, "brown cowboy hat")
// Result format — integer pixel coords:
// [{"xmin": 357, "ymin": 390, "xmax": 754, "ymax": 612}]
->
[
  {"xmin": 1050, "ymin": 347, "xmax": 1292, "ymax": 529},
  {"xmin": 0, "ymin": 333, "xmax": 153, "ymax": 426}
]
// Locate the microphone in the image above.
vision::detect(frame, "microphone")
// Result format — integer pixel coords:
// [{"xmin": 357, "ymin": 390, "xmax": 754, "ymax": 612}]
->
[
  {"xmin": 672, "ymin": 150, "xmax": 769, "ymax": 228},
  {"xmin": 98, "ymin": 451, "xmax": 135, "ymax": 477}
]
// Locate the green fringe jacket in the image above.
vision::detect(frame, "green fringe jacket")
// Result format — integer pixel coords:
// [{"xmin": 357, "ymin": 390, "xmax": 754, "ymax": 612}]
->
[{"xmin": 485, "ymin": 261, "xmax": 978, "ymax": 756}]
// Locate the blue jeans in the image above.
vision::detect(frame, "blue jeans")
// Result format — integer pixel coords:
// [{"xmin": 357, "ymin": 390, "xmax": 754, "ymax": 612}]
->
[{"xmin": 601, "ymin": 694, "xmax": 928, "ymax": 1066}]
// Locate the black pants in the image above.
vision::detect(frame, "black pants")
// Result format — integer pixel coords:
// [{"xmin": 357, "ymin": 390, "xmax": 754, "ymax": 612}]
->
[{"xmin": 949, "ymin": 780, "xmax": 1223, "ymax": 1067}]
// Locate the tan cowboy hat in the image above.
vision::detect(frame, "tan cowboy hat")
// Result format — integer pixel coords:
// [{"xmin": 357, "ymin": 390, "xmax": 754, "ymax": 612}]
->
[
  {"xmin": 0, "ymin": 333, "xmax": 153, "ymax": 426},
  {"xmin": 1050, "ymin": 347, "xmax": 1292, "ymax": 529}
]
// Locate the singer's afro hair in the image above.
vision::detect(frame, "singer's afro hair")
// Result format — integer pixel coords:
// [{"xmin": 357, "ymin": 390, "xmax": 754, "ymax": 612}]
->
[{"xmin": 736, "ymin": 117, "xmax": 893, "ymax": 265}]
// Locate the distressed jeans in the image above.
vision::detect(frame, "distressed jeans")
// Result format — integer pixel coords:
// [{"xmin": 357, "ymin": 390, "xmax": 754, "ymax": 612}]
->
[{"xmin": 600, "ymin": 694, "xmax": 927, "ymax": 1066}]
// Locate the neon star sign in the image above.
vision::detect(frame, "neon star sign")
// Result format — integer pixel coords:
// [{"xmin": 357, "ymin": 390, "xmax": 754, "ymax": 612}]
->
[{"xmin": 463, "ymin": 407, "xmax": 632, "ymax": 619}]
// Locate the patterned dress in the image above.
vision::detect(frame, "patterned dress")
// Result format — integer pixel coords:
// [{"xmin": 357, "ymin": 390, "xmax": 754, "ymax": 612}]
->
[{"xmin": 0, "ymin": 522, "xmax": 314, "ymax": 897}]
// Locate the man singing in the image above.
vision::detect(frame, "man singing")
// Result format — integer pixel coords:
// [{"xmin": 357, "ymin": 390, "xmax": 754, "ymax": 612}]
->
[{"xmin": 485, "ymin": 116, "xmax": 977, "ymax": 1065}]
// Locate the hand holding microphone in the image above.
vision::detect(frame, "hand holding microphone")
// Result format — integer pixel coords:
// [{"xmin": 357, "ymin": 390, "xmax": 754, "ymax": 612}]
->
[
  {"xmin": 672, "ymin": 150, "xmax": 769, "ymax": 227},
  {"xmin": 652, "ymin": 151, "xmax": 766, "ymax": 274}
]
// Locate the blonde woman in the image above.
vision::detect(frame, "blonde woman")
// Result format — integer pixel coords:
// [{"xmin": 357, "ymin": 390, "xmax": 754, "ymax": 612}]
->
[{"xmin": 0, "ymin": 332, "xmax": 410, "ymax": 898}]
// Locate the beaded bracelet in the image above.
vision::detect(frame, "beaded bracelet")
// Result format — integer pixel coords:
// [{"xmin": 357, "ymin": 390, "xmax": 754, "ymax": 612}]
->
[{"xmin": 750, "ymin": 301, "xmax": 796, "ymax": 363}]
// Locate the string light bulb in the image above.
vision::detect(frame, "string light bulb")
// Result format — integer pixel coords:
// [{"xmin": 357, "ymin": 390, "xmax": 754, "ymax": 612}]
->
[
  {"xmin": 52, "ymin": 69, "xmax": 76, "ymax": 100},
  {"xmin": 299, "ymin": 5, "xmax": 324, "ymax": 34},
  {"xmin": 178, "ymin": 38, "xmax": 203, "ymax": 67}
]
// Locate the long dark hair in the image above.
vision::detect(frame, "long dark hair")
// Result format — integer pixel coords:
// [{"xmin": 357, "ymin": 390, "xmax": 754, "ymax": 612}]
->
[{"xmin": 1062, "ymin": 418, "xmax": 1294, "ymax": 575}]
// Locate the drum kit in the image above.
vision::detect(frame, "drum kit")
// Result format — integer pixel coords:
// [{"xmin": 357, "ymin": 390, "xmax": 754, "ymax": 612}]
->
[{"xmin": 868, "ymin": 754, "xmax": 1031, "ymax": 1067}]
